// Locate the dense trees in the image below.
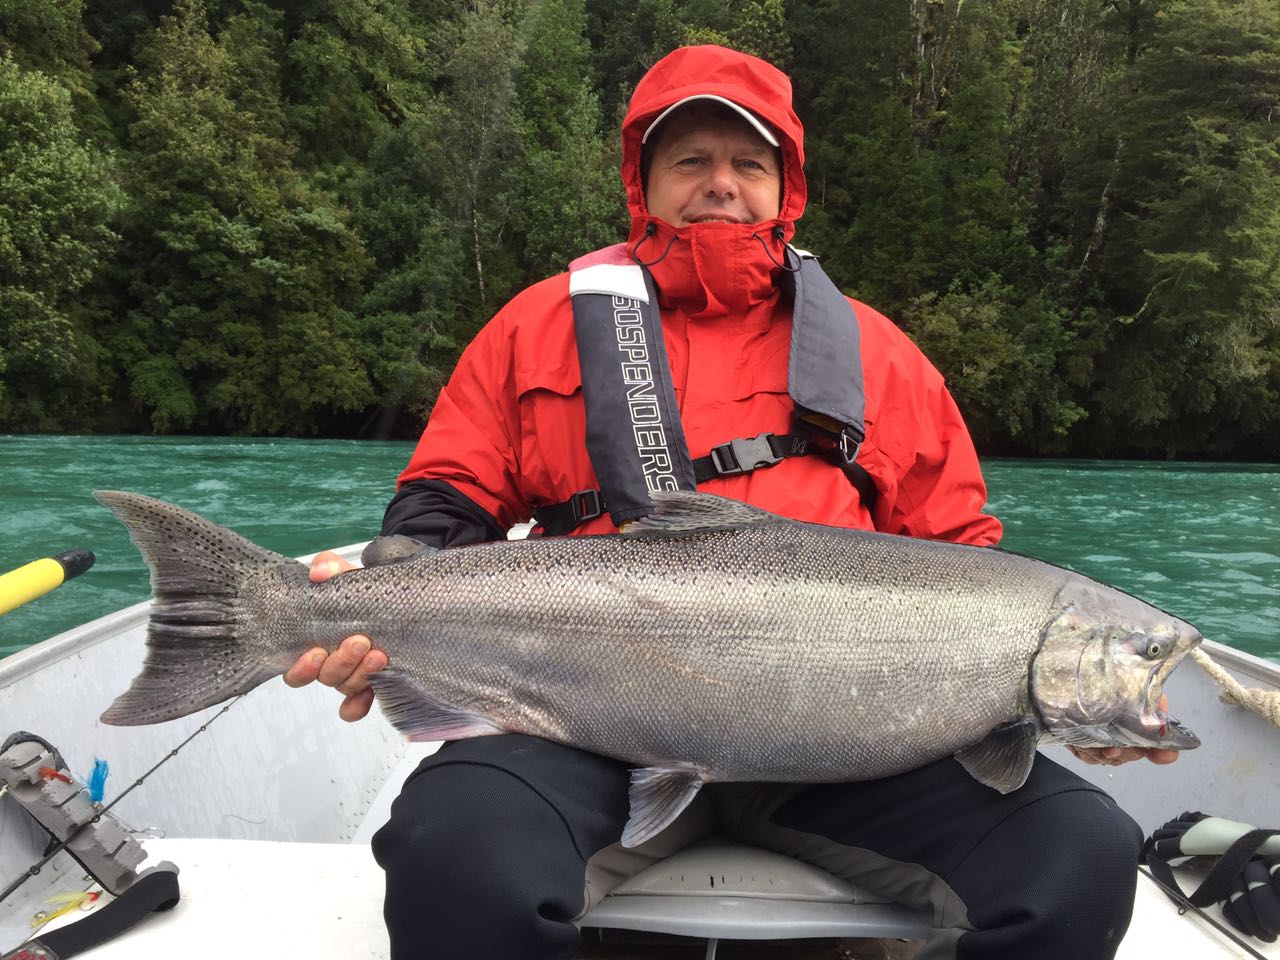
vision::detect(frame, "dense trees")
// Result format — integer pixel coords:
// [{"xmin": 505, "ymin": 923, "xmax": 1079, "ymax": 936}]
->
[
  {"xmin": 1, "ymin": 0, "xmax": 1277, "ymax": 457},
  {"xmin": 0, "ymin": 55, "xmax": 121, "ymax": 427}
]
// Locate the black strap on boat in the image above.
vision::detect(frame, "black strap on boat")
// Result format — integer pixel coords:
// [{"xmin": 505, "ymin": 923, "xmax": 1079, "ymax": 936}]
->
[
  {"xmin": 1143, "ymin": 826, "xmax": 1279, "ymax": 910},
  {"xmin": 1141, "ymin": 816, "xmax": 1279, "ymax": 955},
  {"xmin": 1136, "ymin": 864, "xmax": 1272, "ymax": 960},
  {"xmin": 1, "ymin": 868, "xmax": 180, "ymax": 960}
]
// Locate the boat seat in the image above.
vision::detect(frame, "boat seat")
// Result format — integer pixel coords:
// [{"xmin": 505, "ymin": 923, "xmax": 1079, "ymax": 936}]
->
[{"xmin": 579, "ymin": 837, "xmax": 932, "ymax": 954}]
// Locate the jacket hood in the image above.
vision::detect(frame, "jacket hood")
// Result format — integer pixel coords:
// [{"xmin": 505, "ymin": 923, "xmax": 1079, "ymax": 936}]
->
[{"xmin": 621, "ymin": 45, "xmax": 807, "ymax": 231}]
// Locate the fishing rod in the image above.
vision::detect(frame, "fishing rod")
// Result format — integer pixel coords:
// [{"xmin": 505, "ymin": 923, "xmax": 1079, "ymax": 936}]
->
[{"xmin": 1137, "ymin": 864, "xmax": 1270, "ymax": 960}]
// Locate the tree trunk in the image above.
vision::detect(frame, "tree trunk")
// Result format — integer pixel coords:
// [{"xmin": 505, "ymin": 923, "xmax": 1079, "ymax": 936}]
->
[
  {"xmin": 1071, "ymin": 138, "xmax": 1124, "ymax": 322},
  {"xmin": 471, "ymin": 202, "xmax": 486, "ymax": 308}
]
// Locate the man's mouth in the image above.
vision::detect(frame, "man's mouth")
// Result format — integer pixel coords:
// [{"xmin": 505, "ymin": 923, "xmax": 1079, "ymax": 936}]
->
[{"xmin": 685, "ymin": 215, "xmax": 744, "ymax": 224}]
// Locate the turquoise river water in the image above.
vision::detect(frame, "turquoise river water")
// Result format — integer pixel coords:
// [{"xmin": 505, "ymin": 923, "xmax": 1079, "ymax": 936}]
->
[{"xmin": 1, "ymin": 435, "xmax": 1276, "ymax": 663}]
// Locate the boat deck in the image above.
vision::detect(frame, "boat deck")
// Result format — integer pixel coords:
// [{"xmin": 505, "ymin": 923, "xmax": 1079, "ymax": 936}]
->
[{"xmin": 20, "ymin": 837, "xmax": 1276, "ymax": 960}]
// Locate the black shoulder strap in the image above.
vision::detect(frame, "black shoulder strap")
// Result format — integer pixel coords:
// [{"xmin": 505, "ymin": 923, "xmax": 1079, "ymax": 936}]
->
[
  {"xmin": 570, "ymin": 259, "xmax": 696, "ymax": 527},
  {"xmin": 548, "ymin": 246, "xmax": 874, "ymax": 536},
  {"xmin": 781, "ymin": 248, "xmax": 867, "ymax": 434}
]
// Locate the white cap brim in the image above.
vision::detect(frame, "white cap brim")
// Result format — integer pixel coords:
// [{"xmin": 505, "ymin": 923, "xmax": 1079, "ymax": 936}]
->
[{"xmin": 640, "ymin": 95, "xmax": 780, "ymax": 148}]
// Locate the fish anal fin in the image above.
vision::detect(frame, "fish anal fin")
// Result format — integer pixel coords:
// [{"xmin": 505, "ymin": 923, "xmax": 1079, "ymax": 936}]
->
[
  {"xmin": 367, "ymin": 672, "xmax": 505, "ymax": 742},
  {"xmin": 955, "ymin": 719, "xmax": 1041, "ymax": 794},
  {"xmin": 623, "ymin": 764, "xmax": 704, "ymax": 848}
]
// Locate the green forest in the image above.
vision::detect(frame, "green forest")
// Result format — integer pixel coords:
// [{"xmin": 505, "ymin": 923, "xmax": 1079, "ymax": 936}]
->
[{"xmin": 1, "ymin": 0, "xmax": 1278, "ymax": 457}]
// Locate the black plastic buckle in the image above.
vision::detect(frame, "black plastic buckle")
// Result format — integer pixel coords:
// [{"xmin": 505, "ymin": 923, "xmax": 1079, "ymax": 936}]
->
[
  {"xmin": 708, "ymin": 434, "xmax": 783, "ymax": 477},
  {"xmin": 837, "ymin": 426, "xmax": 864, "ymax": 466},
  {"xmin": 568, "ymin": 489, "xmax": 605, "ymax": 523}
]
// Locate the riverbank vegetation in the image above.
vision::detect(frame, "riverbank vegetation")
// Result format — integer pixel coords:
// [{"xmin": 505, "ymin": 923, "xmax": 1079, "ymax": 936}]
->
[{"xmin": 1, "ymin": 0, "xmax": 1277, "ymax": 457}]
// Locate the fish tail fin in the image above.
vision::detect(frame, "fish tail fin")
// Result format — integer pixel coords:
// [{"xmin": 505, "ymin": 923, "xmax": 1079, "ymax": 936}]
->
[{"xmin": 94, "ymin": 491, "xmax": 300, "ymax": 726}]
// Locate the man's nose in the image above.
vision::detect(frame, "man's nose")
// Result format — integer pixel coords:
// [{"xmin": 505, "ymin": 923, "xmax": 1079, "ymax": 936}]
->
[{"xmin": 704, "ymin": 160, "xmax": 738, "ymax": 198}]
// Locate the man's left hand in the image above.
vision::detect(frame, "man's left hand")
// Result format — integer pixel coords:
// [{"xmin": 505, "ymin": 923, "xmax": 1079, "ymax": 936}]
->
[
  {"xmin": 1066, "ymin": 744, "xmax": 1180, "ymax": 766},
  {"xmin": 1066, "ymin": 694, "xmax": 1181, "ymax": 766}
]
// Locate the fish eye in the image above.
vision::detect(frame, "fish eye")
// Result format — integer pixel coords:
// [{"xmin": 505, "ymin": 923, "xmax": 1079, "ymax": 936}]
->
[{"xmin": 1145, "ymin": 640, "xmax": 1163, "ymax": 659}]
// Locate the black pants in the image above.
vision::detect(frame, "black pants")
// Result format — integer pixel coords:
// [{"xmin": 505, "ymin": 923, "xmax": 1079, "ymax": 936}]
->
[{"xmin": 371, "ymin": 735, "xmax": 1143, "ymax": 960}]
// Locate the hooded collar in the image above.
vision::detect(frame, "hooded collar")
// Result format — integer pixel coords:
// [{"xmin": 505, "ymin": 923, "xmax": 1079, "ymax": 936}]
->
[{"xmin": 619, "ymin": 46, "xmax": 807, "ymax": 320}]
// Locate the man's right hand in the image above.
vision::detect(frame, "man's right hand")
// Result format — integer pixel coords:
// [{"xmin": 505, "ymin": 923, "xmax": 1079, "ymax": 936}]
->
[{"xmin": 283, "ymin": 551, "xmax": 388, "ymax": 722}]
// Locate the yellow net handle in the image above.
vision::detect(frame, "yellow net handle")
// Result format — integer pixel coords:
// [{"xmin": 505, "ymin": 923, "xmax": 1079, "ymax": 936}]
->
[{"xmin": 0, "ymin": 550, "xmax": 95, "ymax": 617}]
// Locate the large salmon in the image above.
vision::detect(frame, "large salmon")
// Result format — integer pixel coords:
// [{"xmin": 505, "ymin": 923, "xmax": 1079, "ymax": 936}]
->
[{"xmin": 95, "ymin": 490, "xmax": 1200, "ymax": 846}]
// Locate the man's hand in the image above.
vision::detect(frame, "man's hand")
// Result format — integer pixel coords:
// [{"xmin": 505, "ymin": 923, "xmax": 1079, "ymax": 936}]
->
[
  {"xmin": 282, "ymin": 551, "xmax": 387, "ymax": 722},
  {"xmin": 1065, "ymin": 694, "xmax": 1180, "ymax": 767},
  {"xmin": 1067, "ymin": 744, "xmax": 1180, "ymax": 766}
]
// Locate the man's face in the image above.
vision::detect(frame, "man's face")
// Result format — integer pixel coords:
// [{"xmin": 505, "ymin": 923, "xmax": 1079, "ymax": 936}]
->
[{"xmin": 644, "ymin": 107, "xmax": 782, "ymax": 227}]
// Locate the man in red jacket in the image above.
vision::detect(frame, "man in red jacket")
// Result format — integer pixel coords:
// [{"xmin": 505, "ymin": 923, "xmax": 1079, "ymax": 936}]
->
[{"xmin": 287, "ymin": 46, "xmax": 1171, "ymax": 959}]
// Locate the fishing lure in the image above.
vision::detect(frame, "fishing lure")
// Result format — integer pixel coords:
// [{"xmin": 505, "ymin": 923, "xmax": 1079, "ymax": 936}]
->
[
  {"xmin": 30, "ymin": 890, "xmax": 101, "ymax": 928},
  {"xmin": 88, "ymin": 758, "xmax": 109, "ymax": 804}
]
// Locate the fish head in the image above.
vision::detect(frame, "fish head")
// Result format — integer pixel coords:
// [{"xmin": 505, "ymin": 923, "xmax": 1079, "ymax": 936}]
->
[{"xmin": 1030, "ymin": 580, "xmax": 1201, "ymax": 752}]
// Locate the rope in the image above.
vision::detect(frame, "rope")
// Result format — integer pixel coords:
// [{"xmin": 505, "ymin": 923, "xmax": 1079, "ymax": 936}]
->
[{"xmin": 1189, "ymin": 648, "xmax": 1280, "ymax": 728}]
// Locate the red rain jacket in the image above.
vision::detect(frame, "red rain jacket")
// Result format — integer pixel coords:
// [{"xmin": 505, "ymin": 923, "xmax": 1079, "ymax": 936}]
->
[{"xmin": 398, "ymin": 45, "xmax": 1002, "ymax": 547}]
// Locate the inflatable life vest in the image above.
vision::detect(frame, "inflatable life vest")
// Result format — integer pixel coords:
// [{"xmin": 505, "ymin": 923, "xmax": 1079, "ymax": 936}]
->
[{"xmin": 532, "ymin": 243, "xmax": 877, "ymax": 535}]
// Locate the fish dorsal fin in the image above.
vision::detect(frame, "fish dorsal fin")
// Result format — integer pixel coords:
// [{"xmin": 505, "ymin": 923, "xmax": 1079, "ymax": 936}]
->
[
  {"xmin": 367, "ymin": 672, "xmax": 505, "ymax": 742},
  {"xmin": 955, "ymin": 719, "xmax": 1041, "ymax": 794},
  {"xmin": 623, "ymin": 764, "xmax": 705, "ymax": 848},
  {"xmin": 622, "ymin": 491, "xmax": 776, "ymax": 539},
  {"xmin": 360, "ymin": 534, "xmax": 437, "ymax": 568}
]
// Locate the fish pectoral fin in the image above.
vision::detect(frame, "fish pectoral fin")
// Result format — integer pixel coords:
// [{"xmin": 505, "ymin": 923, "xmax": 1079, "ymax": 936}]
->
[
  {"xmin": 367, "ymin": 672, "xmax": 504, "ymax": 742},
  {"xmin": 623, "ymin": 764, "xmax": 704, "ymax": 848},
  {"xmin": 955, "ymin": 719, "xmax": 1041, "ymax": 794}
]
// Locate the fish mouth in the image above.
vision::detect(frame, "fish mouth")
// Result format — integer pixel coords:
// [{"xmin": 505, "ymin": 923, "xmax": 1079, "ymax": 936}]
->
[
  {"xmin": 1054, "ymin": 705, "xmax": 1200, "ymax": 751},
  {"xmin": 1107, "ymin": 702, "xmax": 1201, "ymax": 750},
  {"xmin": 1048, "ymin": 624, "xmax": 1203, "ymax": 751},
  {"xmin": 1104, "ymin": 636, "xmax": 1202, "ymax": 750}
]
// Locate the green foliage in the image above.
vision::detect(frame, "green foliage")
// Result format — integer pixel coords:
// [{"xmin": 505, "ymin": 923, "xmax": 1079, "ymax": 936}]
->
[
  {"xmin": 0, "ymin": 0, "xmax": 97, "ymax": 92},
  {"xmin": 900, "ymin": 280, "xmax": 1086, "ymax": 447},
  {"xmin": 586, "ymin": 0, "xmax": 686, "ymax": 124},
  {"xmin": 352, "ymin": 113, "xmax": 470, "ymax": 421},
  {"xmin": 514, "ymin": 0, "xmax": 626, "ymax": 278},
  {"xmin": 0, "ymin": 0, "xmax": 1275, "ymax": 457},
  {"xmin": 1075, "ymin": 0, "xmax": 1280, "ymax": 455},
  {"xmin": 0, "ymin": 55, "xmax": 121, "ymax": 426},
  {"xmin": 727, "ymin": 0, "xmax": 790, "ymax": 66},
  {"xmin": 110, "ymin": 0, "xmax": 373, "ymax": 433},
  {"xmin": 280, "ymin": 0, "xmax": 436, "ymax": 172}
]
